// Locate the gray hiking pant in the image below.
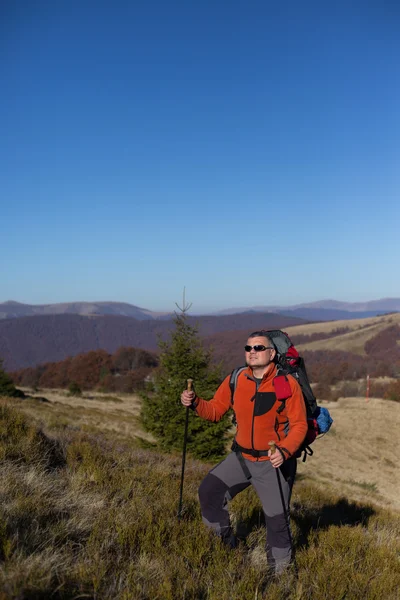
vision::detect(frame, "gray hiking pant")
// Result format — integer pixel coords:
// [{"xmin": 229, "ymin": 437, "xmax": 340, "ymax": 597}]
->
[{"xmin": 198, "ymin": 452, "xmax": 297, "ymax": 573}]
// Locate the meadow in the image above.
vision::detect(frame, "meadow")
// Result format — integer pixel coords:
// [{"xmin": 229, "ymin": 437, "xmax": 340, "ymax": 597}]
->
[{"xmin": 0, "ymin": 389, "xmax": 399, "ymax": 599}]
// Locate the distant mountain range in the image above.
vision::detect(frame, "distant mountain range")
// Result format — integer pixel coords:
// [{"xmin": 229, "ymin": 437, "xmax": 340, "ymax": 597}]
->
[
  {"xmin": 0, "ymin": 301, "xmax": 169, "ymax": 321},
  {"xmin": 1, "ymin": 298, "xmax": 399, "ymax": 322},
  {"xmin": 210, "ymin": 298, "xmax": 400, "ymax": 321}
]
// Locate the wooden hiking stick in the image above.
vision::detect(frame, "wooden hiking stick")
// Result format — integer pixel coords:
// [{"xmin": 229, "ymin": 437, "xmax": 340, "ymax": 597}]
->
[
  {"xmin": 177, "ymin": 379, "xmax": 193, "ymax": 520},
  {"xmin": 269, "ymin": 440, "xmax": 276, "ymax": 454}
]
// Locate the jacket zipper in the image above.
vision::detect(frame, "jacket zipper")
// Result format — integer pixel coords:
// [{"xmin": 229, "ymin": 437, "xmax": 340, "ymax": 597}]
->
[{"xmin": 274, "ymin": 417, "xmax": 281, "ymax": 441}]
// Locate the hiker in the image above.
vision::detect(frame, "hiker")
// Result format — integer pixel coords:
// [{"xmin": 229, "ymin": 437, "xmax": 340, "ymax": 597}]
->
[{"xmin": 181, "ymin": 331, "xmax": 308, "ymax": 574}]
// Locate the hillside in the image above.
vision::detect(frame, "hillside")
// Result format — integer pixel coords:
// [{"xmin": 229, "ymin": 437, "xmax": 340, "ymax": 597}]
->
[
  {"xmin": 5, "ymin": 313, "xmax": 400, "ymax": 401},
  {"xmin": 0, "ymin": 312, "xmax": 306, "ymax": 370},
  {"xmin": 17, "ymin": 389, "xmax": 400, "ymax": 512},
  {"xmin": 297, "ymin": 397, "xmax": 400, "ymax": 510},
  {"xmin": 1, "ymin": 392, "xmax": 399, "ymax": 599},
  {"xmin": 286, "ymin": 312, "xmax": 400, "ymax": 355},
  {"xmin": 203, "ymin": 312, "xmax": 400, "ymax": 376},
  {"xmin": 11, "ymin": 347, "xmax": 159, "ymax": 393}
]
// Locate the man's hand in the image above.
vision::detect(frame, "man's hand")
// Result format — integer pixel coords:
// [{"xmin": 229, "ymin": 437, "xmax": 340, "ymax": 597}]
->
[
  {"xmin": 268, "ymin": 447, "xmax": 284, "ymax": 468},
  {"xmin": 181, "ymin": 390, "xmax": 196, "ymax": 407}
]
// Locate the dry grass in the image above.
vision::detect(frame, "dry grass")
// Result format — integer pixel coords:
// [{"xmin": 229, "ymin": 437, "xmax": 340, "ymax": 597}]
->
[
  {"xmin": 286, "ymin": 311, "xmax": 400, "ymax": 336},
  {"xmin": 297, "ymin": 397, "xmax": 400, "ymax": 511},
  {"xmin": 18, "ymin": 388, "xmax": 155, "ymax": 444},
  {"xmin": 0, "ymin": 400, "xmax": 400, "ymax": 600},
  {"xmin": 1, "ymin": 397, "xmax": 400, "ymax": 599},
  {"xmin": 15, "ymin": 388, "xmax": 400, "ymax": 513},
  {"xmin": 285, "ymin": 312, "xmax": 400, "ymax": 355}
]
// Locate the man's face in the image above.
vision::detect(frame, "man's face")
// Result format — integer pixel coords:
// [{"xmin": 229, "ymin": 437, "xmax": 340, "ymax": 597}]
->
[{"xmin": 245, "ymin": 336, "xmax": 276, "ymax": 369}]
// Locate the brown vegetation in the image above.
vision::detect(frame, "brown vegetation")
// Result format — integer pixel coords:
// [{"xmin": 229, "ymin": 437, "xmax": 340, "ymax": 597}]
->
[
  {"xmin": 6, "ymin": 312, "xmax": 400, "ymax": 406},
  {"xmin": 11, "ymin": 347, "xmax": 158, "ymax": 393}
]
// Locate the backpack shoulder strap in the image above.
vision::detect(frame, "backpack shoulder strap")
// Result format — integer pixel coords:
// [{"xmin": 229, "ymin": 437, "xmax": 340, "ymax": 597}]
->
[
  {"xmin": 273, "ymin": 372, "xmax": 292, "ymax": 400},
  {"xmin": 273, "ymin": 370, "xmax": 293, "ymax": 414},
  {"xmin": 229, "ymin": 366, "xmax": 247, "ymax": 406}
]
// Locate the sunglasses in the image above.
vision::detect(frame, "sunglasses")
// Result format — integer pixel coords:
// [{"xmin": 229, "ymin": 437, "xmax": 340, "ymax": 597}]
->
[{"xmin": 244, "ymin": 345, "xmax": 274, "ymax": 352}]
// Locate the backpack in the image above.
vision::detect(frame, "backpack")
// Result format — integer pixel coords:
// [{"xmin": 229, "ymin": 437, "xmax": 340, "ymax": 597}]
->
[{"xmin": 229, "ymin": 329, "xmax": 333, "ymax": 462}]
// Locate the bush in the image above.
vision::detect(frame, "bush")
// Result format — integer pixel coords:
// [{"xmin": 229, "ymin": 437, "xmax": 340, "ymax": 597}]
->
[
  {"xmin": 68, "ymin": 382, "xmax": 82, "ymax": 396},
  {"xmin": 313, "ymin": 382, "xmax": 332, "ymax": 401},
  {"xmin": 384, "ymin": 380, "xmax": 400, "ymax": 402},
  {"xmin": 0, "ymin": 360, "xmax": 24, "ymax": 398},
  {"xmin": 337, "ymin": 381, "xmax": 363, "ymax": 398},
  {"xmin": 369, "ymin": 380, "xmax": 391, "ymax": 399}
]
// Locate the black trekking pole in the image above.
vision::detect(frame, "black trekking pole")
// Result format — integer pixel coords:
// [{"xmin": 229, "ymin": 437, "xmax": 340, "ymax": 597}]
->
[{"xmin": 177, "ymin": 378, "xmax": 193, "ymax": 521}]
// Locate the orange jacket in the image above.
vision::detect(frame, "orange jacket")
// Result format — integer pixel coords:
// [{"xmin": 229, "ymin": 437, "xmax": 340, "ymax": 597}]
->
[{"xmin": 194, "ymin": 365, "xmax": 308, "ymax": 461}]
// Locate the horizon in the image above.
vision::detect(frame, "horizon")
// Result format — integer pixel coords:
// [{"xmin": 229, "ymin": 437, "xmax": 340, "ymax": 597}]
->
[
  {"xmin": 1, "ymin": 1, "xmax": 399, "ymax": 310},
  {"xmin": 1, "ymin": 295, "xmax": 399, "ymax": 315}
]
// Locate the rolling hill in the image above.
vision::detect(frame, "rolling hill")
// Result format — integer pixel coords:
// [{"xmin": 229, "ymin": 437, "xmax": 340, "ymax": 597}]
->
[
  {"xmin": 0, "ymin": 300, "xmax": 169, "ymax": 320},
  {"xmin": 202, "ymin": 312, "xmax": 400, "ymax": 377},
  {"xmin": 285, "ymin": 312, "xmax": 400, "ymax": 355},
  {"xmin": 0, "ymin": 312, "xmax": 306, "ymax": 370}
]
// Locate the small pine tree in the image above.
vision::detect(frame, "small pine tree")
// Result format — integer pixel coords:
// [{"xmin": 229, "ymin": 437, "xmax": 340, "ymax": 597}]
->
[
  {"xmin": 0, "ymin": 360, "xmax": 25, "ymax": 398},
  {"xmin": 140, "ymin": 311, "xmax": 232, "ymax": 460}
]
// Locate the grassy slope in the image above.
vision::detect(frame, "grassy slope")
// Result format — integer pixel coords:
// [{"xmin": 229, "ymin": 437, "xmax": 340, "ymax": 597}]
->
[
  {"xmin": 19, "ymin": 388, "xmax": 400, "ymax": 512},
  {"xmin": 1, "ymin": 396, "xmax": 400, "ymax": 600},
  {"xmin": 286, "ymin": 312, "xmax": 400, "ymax": 355}
]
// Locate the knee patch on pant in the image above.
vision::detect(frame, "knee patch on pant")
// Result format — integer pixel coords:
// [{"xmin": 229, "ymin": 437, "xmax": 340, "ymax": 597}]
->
[
  {"xmin": 198, "ymin": 473, "xmax": 229, "ymax": 518},
  {"xmin": 264, "ymin": 513, "xmax": 292, "ymax": 549},
  {"xmin": 265, "ymin": 513, "xmax": 293, "ymax": 571}
]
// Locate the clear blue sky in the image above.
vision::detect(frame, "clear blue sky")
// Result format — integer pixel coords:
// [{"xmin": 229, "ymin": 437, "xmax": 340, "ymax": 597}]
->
[{"xmin": 1, "ymin": 0, "xmax": 399, "ymax": 312}]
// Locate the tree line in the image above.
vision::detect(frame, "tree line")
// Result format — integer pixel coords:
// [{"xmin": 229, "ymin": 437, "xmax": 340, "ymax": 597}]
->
[
  {"xmin": 8, "ymin": 323, "xmax": 400, "ymax": 398},
  {"xmin": 10, "ymin": 347, "xmax": 158, "ymax": 393}
]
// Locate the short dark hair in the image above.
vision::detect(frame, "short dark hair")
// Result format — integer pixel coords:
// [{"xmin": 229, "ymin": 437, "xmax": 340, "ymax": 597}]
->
[{"xmin": 248, "ymin": 331, "xmax": 274, "ymax": 347}]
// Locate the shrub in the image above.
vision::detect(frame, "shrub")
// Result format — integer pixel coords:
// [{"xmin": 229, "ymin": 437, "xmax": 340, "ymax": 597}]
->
[
  {"xmin": 313, "ymin": 382, "xmax": 332, "ymax": 401},
  {"xmin": 384, "ymin": 380, "xmax": 400, "ymax": 402},
  {"xmin": 337, "ymin": 381, "xmax": 363, "ymax": 398},
  {"xmin": 369, "ymin": 380, "xmax": 391, "ymax": 399},
  {"xmin": 68, "ymin": 382, "xmax": 82, "ymax": 396},
  {"xmin": 140, "ymin": 311, "xmax": 231, "ymax": 461},
  {"xmin": 0, "ymin": 360, "xmax": 24, "ymax": 398}
]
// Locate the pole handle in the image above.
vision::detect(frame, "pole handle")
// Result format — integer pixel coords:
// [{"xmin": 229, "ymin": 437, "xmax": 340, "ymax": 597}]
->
[
  {"xmin": 187, "ymin": 378, "xmax": 193, "ymax": 391},
  {"xmin": 269, "ymin": 440, "xmax": 276, "ymax": 455}
]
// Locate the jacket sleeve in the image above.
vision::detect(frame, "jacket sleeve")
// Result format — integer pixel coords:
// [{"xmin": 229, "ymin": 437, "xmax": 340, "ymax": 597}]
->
[
  {"xmin": 278, "ymin": 376, "xmax": 308, "ymax": 458},
  {"xmin": 193, "ymin": 375, "xmax": 232, "ymax": 422}
]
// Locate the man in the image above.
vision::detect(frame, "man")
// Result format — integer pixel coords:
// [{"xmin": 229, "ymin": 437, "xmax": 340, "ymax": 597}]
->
[{"xmin": 181, "ymin": 330, "xmax": 308, "ymax": 574}]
